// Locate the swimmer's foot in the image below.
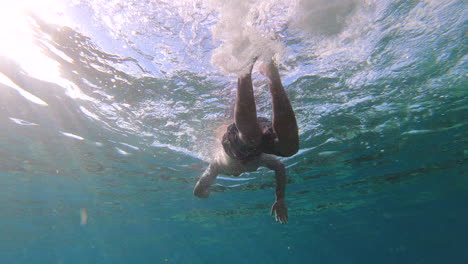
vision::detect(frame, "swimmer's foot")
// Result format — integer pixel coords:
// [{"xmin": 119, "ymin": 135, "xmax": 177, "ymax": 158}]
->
[
  {"xmin": 259, "ymin": 59, "xmax": 281, "ymax": 82},
  {"xmin": 239, "ymin": 56, "xmax": 259, "ymax": 77},
  {"xmin": 247, "ymin": 56, "xmax": 259, "ymax": 74}
]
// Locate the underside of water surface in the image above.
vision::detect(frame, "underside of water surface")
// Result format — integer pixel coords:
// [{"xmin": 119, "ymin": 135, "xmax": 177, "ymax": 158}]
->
[{"xmin": 0, "ymin": 0, "xmax": 467, "ymax": 263}]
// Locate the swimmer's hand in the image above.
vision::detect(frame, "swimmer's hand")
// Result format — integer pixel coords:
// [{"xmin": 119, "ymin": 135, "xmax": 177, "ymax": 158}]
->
[
  {"xmin": 193, "ymin": 163, "xmax": 218, "ymax": 198},
  {"xmin": 271, "ymin": 199, "xmax": 288, "ymax": 224},
  {"xmin": 193, "ymin": 181, "xmax": 210, "ymax": 198}
]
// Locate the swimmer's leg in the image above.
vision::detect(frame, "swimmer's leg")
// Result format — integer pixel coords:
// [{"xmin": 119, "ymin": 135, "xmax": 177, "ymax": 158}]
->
[
  {"xmin": 234, "ymin": 59, "xmax": 262, "ymax": 146},
  {"xmin": 261, "ymin": 60, "xmax": 299, "ymax": 157}
]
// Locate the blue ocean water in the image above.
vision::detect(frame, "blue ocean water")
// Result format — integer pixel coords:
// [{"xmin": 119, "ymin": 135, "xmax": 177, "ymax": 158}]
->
[{"xmin": 0, "ymin": 0, "xmax": 466, "ymax": 263}]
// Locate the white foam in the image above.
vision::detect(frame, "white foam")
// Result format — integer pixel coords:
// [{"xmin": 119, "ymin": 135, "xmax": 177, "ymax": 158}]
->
[
  {"xmin": 217, "ymin": 176, "xmax": 255, "ymax": 182},
  {"xmin": 9, "ymin": 117, "xmax": 39, "ymax": 126},
  {"xmin": 119, "ymin": 142, "xmax": 140, "ymax": 150},
  {"xmin": 115, "ymin": 147, "xmax": 131, "ymax": 155},
  {"xmin": 60, "ymin": 131, "xmax": 85, "ymax": 140},
  {"xmin": 0, "ymin": 73, "xmax": 49, "ymax": 106},
  {"xmin": 203, "ymin": 0, "xmax": 289, "ymax": 75},
  {"xmin": 204, "ymin": 0, "xmax": 370, "ymax": 75},
  {"xmin": 80, "ymin": 106, "xmax": 100, "ymax": 120}
]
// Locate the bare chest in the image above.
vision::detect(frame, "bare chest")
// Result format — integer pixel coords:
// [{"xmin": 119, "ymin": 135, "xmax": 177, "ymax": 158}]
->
[{"xmin": 216, "ymin": 154, "xmax": 263, "ymax": 176}]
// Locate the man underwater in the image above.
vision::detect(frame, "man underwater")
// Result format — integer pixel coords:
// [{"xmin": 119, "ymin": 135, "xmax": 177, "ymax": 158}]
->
[{"xmin": 193, "ymin": 58, "xmax": 299, "ymax": 223}]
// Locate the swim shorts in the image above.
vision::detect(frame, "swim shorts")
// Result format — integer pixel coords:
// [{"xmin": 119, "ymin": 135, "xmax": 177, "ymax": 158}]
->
[{"xmin": 221, "ymin": 117, "xmax": 277, "ymax": 161}]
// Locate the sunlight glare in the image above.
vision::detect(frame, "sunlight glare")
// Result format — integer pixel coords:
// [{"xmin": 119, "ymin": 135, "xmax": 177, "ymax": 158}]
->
[
  {"xmin": 0, "ymin": 0, "xmax": 85, "ymax": 98},
  {"xmin": 0, "ymin": 72, "xmax": 48, "ymax": 105}
]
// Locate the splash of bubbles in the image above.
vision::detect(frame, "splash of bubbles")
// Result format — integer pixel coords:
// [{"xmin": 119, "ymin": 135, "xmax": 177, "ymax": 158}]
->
[
  {"xmin": 203, "ymin": 0, "xmax": 291, "ymax": 75},
  {"xmin": 203, "ymin": 0, "xmax": 362, "ymax": 75}
]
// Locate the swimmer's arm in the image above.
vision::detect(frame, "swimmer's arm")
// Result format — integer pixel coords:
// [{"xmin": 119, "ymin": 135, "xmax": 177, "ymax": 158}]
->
[
  {"xmin": 193, "ymin": 163, "xmax": 219, "ymax": 198},
  {"xmin": 264, "ymin": 158, "xmax": 288, "ymax": 223}
]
